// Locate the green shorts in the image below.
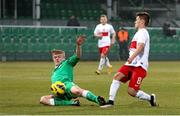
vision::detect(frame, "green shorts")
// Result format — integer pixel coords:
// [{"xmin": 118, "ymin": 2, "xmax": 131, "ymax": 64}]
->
[
  {"xmin": 64, "ymin": 81, "xmax": 79, "ymax": 97},
  {"xmin": 54, "ymin": 81, "xmax": 78, "ymax": 100}
]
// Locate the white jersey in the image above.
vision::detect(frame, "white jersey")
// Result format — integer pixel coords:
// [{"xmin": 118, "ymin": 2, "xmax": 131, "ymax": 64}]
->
[
  {"xmin": 125, "ymin": 28, "xmax": 150, "ymax": 71},
  {"xmin": 94, "ymin": 23, "xmax": 115, "ymax": 48}
]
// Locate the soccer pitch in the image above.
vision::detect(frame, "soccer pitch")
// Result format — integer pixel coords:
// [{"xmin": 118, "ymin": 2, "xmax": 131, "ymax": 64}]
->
[{"xmin": 0, "ymin": 61, "xmax": 180, "ymax": 115}]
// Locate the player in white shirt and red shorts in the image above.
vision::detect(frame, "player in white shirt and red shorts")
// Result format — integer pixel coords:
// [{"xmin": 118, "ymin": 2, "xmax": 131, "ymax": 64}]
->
[
  {"xmin": 101, "ymin": 12, "xmax": 157, "ymax": 108},
  {"xmin": 94, "ymin": 14, "xmax": 116, "ymax": 75}
]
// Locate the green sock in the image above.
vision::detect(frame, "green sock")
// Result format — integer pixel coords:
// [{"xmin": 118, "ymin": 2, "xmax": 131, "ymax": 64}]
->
[
  {"xmin": 85, "ymin": 91, "xmax": 98, "ymax": 104},
  {"xmin": 54, "ymin": 98, "xmax": 76, "ymax": 106}
]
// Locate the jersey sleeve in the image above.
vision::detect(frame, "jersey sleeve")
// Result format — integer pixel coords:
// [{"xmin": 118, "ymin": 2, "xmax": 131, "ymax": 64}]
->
[
  {"xmin": 110, "ymin": 25, "xmax": 115, "ymax": 34},
  {"xmin": 66, "ymin": 54, "xmax": 79, "ymax": 66},
  {"xmin": 94, "ymin": 25, "xmax": 99, "ymax": 35},
  {"xmin": 137, "ymin": 29, "xmax": 148, "ymax": 44}
]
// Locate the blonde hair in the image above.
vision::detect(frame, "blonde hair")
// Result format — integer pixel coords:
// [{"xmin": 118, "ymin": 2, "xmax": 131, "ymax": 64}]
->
[
  {"xmin": 100, "ymin": 14, "xmax": 108, "ymax": 19},
  {"xmin": 51, "ymin": 49, "xmax": 65, "ymax": 55}
]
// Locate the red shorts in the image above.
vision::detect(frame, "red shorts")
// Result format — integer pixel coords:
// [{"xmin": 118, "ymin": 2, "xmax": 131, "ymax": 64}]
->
[
  {"xmin": 99, "ymin": 46, "xmax": 110, "ymax": 55},
  {"xmin": 118, "ymin": 65, "xmax": 147, "ymax": 91}
]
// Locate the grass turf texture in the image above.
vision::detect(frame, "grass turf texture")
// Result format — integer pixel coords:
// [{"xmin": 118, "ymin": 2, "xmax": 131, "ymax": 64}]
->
[{"xmin": 0, "ymin": 61, "xmax": 180, "ymax": 115}]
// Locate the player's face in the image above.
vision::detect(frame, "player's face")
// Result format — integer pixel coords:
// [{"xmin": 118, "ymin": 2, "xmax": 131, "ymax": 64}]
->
[
  {"xmin": 135, "ymin": 16, "xmax": 141, "ymax": 28},
  {"xmin": 100, "ymin": 17, "xmax": 107, "ymax": 25},
  {"xmin": 135, "ymin": 16, "xmax": 145, "ymax": 29},
  {"xmin": 52, "ymin": 54, "xmax": 65, "ymax": 66}
]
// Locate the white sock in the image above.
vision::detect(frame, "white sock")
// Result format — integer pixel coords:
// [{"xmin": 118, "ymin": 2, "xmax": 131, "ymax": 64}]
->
[
  {"xmin": 136, "ymin": 90, "xmax": 151, "ymax": 100},
  {"xmin": 109, "ymin": 80, "xmax": 120, "ymax": 101},
  {"xmin": 82, "ymin": 90, "xmax": 88, "ymax": 97},
  {"xmin": 49, "ymin": 98, "xmax": 55, "ymax": 106},
  {"xmin": 98, "ymin": 57, "xmax": 105, "ymax": 70},
  {"xmin": 105, "ymin": 57, "xmax": 111, "ymax": 67}
]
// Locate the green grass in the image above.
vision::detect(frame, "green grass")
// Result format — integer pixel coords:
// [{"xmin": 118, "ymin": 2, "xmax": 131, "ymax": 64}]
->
[{"xmin": 0, "ymin": 61, "xmax": 180, "ymax": 115}]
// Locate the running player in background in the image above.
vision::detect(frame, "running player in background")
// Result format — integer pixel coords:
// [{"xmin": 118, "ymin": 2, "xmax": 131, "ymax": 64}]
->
[
  {"xmin": 40, "ymin": 35, "xmax": 106, "ymax": 106},
  {"xmin": 94, "ymin": 14, "xmax": 116, "ymax": 75},
  {"xmin": 101, "ymin": 12, "xmax": 157, "ymax": 107}
]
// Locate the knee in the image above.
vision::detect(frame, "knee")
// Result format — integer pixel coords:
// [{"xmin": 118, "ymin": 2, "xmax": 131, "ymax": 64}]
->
[
  {"xmin": 39, "ymin": 95, "xmax": 54, "ymax": 105},
  {"xmin": 40, "ymin": 96, "xmax": 50, "ymax": 104},
  {"xmin": 113, "ymin": 72, "xmax": 124, "ymax": 81},
  {"xmin": 40, "ymin": 96, "xmax": 46, "ymax": 104},
  {"xmin": 72, "ymin": 89, "xmax": 83, "ymax": 96},
  {"xmin": 101, "ymin": 54, "xmax": 106, "ymax": 58},
  {"xmin": 127, "ymin": 88, "xmax": 137, "ymax": 97}
]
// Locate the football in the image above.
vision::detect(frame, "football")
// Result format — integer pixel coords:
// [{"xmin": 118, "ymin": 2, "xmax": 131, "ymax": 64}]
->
[{"xmin": 50, "ymin": 81, "xmax": 66, "ymax": 96}]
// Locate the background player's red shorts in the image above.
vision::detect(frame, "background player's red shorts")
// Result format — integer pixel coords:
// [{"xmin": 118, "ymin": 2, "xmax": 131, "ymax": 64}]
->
[
  {"xmin": 99, "ymin": 46, "xmax": 110, "ymax": 55},
  {"xmin": 118, "ymin": 65, "xmax": 147, "ymax": 91}
]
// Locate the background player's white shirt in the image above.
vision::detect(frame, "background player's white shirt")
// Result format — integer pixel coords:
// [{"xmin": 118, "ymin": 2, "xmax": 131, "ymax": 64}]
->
[
  {"xmin": 94, "ymin": 23, "xmax": 115, "ymax": 48},
  {"xmin": 125, "ymin": 28, "xmax": 150, "ymax": 71}
]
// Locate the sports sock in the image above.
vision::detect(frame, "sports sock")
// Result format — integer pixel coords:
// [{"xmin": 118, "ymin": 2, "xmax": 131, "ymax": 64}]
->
[
  {"xmin": 109, "ymin": 80, "xmax": 120, "ymax": 101},
  {"xmin": 105, "ymin": 57, "xmax": 111, "ymax": 67},
  {"xmin": 98, "ymin": 57, "xmax": 105, "ymax": 70},
  {"xmin": 136, "ymin": 90, "xmax": 151, "ymax": 100},
  {"xmin": 49, "ymin": 98, "xmax": 55, "ymax": 105},
  {"xmin": 82, "ymin": 90, "xmax": 98, "ymax": 104},
  {"xmin": 54, "ymin": 98, "xmax": 77, "ymax": 106}
]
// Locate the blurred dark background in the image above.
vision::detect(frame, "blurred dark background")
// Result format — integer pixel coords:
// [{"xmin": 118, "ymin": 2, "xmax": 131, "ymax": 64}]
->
[{"xmin": 0, "ymin": 0, "xmax": 180, "ymax": 61}]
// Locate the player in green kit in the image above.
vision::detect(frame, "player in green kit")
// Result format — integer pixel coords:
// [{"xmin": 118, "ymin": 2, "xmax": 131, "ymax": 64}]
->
[{"xmin": 40, "ymin": 35, "xmax": 106, "ymax": 106}]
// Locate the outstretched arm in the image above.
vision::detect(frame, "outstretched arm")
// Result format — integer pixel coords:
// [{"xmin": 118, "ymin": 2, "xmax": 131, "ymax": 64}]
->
[{"xmin": 76, "ymin": 35, "xmax": 86, "ymax": 58}]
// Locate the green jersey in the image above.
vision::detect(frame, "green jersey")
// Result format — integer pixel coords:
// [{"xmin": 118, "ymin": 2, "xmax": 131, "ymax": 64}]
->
[
  {"xmin": 50, "ymin": 54, "xmax": 99, "ymax": 106},
  {"xmin": 51, "ymin": 54, "xmax": 79, "ymax": 84}
]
